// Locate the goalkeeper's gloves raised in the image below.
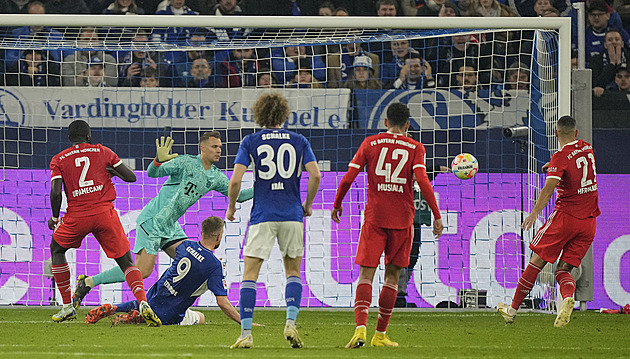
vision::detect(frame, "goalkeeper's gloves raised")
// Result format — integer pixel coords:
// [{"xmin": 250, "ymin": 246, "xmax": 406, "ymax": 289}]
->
[{"xmin": 155, "ymin": 136, "xmax": 179, "ymax": 163}]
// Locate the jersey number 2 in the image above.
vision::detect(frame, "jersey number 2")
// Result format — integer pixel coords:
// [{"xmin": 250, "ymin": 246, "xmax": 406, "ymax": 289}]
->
[
  {"xmin": 75, "ymin": 156, "xmax": 94, "ymax": 187},
  {"xmin": 375, "ymin": 148, "xmax": 408, "ymax": 184}
]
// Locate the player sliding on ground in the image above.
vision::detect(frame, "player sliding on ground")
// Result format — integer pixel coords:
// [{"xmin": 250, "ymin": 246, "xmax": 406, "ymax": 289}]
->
[
  {"xmin": 226, "ymin": 93, "xmax": 321, "ymax": 349},
  {"xmin": 72, "ymin": 132, "xmax": 253, "ymax": 309},
  {"xmin": 497, "ymin": 115, "xmax": 600, "ymax": 327},
  {"xmin": 48, "ymin": 120, "xmax": 160, "ymax": 326},
  {"xmin": 86, "ymin": 217, "xmax": 250, "ymax": 326},
  {"xmin": 332, "ymin": 103, "xmax": 443, "ymax": 348}
]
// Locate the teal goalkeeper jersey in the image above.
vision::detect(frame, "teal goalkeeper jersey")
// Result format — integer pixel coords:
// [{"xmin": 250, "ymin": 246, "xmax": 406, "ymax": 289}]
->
[{"xmin": 137, "ymin": 154, "xmax": 253, "ymax": 236}]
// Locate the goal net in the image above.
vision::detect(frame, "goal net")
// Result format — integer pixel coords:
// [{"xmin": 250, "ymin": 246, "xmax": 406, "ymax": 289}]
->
[{"xmin": 0, "ymin": 15, "xmax": 569, "ymax": 310}]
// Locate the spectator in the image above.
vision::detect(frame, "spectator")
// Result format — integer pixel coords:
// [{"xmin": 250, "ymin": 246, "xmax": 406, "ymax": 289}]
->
[
  {"xmin": 464, "ymin": 0, "xmax": 516, "ymax": 17},
  {"xmin": 139, "ymin": 67, "xmax": 160, "ymax": 87},
  {"xmin": 376, "ymin": 0, "xmax": 399, "ymax": 16},
  {"xmin": 185, "ymin": 57, "xmax": 216, "ymax": 87},
  {"xmin": 255, "ymin": 71, "xmax": 279, "ymax": 88},
  {"xmin": 318, "ymin": 1, "xmax": 335, "ymax": 16},
  {"xmin": 81, "ymin": 57, "xmax": 107, "ymax": 87},
  {"xmin": 505, "ymin": 61, "xmax": 530, "ymax": 91},
  {"xmin": 344, "ymin": 55, "xmax": 382, "ymax": 90},
  {"xmin": 0, "ymin": 0, "xmax": 34, "ymax": 13},
  {"xmin": 152, "ymin": 0, "xmax": 198, "ymax": 44},
  {"xmin": 380, "ymin": 39, "xmax": 425, "ymax": 85},
  {"xmin": 289, "ymin": 66, "xmax": 323, "ymax": 88},
  {"xmin": 577, "ymin": 0, "xmax": 630, "ymax": 67},
  {"xmin": 270, "ymin": 45, "xmax": 326, "ymax": 85},
  {"xmin": 103, "ymin": 0, "xmax": 145, "ymax": 14},
  {"xmin": 211, "ymin": 0, "xmax": 241, "ymax": 15},
  {"xmin": 62, "ymin": 27, "xmax": 118, "ymax": 86},
  {"xmin": 591, "ymin": 29, "xmax": 630, "ymax": 94},
  {"xmin": 334, "ymin": 7, "xmax": 349, "ymax": 15},
  {"xmin": 5, "ymin": 2, "xmax": 67, "ymax": 67},
  {"xmin": 438, "ymin": 0, "xmax": 461, "ymax": 16},
  {"xmin": 416, "ymin": 0, "xmax": 448, "ymax": 16},
  {"xmin": 5, "ymin": 49, "xmax": 60, "ymax": 86},
  {"xmin": 216, "ymin": 48, "xmax": 257, "ymax": 88},
  {"xmin": 386, "ymin": 56, "xmax": 435, "ymax": 90},
  {"xmin": 509, "ymin": 0, "xmax": 570, "ymax": 17},
  {"xmin": 613, "ymin": 65, "xmax": 630, "ymax": 92},
  {"xmin": 401, "ymin": 0, "xmax": 423, "ymax": 16},
  {"xmin": 430, "ymin": 34, "xmax": 491, "ymax": 88},
  {"xmin": 162, "ymin": 32, "xmax": 212, "ymax": 86},
  {"xmin": 118, "ymin": 31, "xmax": 163, "ymax": 87},
  {"xmin": 240, "ymin": 0, "xmax": 319, "ymax": 16},
  {"xmin": 327, "ymin": 43, "xmax": 380, "ymax": 88},
  {"xmin": 44, "ymin": 0, "xmax": 89, "ymax": 14}
]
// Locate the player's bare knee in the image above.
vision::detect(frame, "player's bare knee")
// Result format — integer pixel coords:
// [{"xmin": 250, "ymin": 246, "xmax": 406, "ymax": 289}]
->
[
  {"xmin": 556, "ymin": 261, "xmax": 574, "ymax": 272},
  {"xmin": 197, "ymin": 311, "xmax": 205, "ymax": 325}
]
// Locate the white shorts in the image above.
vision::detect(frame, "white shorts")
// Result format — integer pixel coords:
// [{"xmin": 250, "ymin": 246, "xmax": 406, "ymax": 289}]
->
[
  {"xmin": 243, "ymin": 221, "xmax": 304, "ymax": 260},
  {"xmin": 177, "ymin": 309, "xmax": 201, "ymax": 326}
]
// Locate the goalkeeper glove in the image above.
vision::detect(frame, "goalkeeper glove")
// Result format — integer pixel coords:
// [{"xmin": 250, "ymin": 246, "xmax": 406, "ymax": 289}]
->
[{"xmin": 155, "ymin": 136, "xmax": 179, "ymax": 163}]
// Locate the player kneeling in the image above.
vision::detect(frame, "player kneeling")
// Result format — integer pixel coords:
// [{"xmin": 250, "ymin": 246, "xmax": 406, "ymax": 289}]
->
[{"xmin": 87, "ymin": 217, "xmax": 242, "ymax": 326}]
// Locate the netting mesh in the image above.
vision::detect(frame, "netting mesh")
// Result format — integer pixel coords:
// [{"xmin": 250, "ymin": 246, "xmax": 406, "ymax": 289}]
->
[{"xmin": 0, "ymin": 17, "xmax": 565, "ymax": 310}]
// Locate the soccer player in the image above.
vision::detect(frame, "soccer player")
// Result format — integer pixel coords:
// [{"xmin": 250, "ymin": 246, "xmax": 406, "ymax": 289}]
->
[
  {"xmin": 48, "ymin": 120, "xmax": 160, "ymax": 326},
  {"xmin": 226, "ymin": 93, "xmax": 321, "ymax": 349},
  {"xmin": 86, "ymin": 216, "xmax": 244, "ymax": 326},
  {"xmin": 497, "ymin": 115, "xmax": 600, "ymax": 327},
  {"xmin": 73, "ymin": 131, "xmax": 253, "ymax": 308},
  {"xmin": 332, "ymin": 102, "xmax": 444, "ymax": 348}
]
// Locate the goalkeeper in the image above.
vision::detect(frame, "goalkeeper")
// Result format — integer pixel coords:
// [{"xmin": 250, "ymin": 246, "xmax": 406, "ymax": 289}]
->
[{"xmin": 73, "ymin": 132, "xmax": 254, "ymax": 309}]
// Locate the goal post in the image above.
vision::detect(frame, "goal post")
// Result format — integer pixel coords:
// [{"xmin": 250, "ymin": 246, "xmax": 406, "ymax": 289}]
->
[{"xmin": 0, "ymin": 14, "xmax": 571, "ymax": 310}]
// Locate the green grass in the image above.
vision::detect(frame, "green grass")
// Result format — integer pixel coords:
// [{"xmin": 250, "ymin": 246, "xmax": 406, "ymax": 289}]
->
[{"xmin": 0, "ymin": 308, "xmax": 629, "ymax": 358}]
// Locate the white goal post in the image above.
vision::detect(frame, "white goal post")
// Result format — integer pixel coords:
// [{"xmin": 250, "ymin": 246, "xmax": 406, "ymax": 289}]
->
[{"xmin": 0, "ymin": 14, "xmax": 570, "ymax": 310}]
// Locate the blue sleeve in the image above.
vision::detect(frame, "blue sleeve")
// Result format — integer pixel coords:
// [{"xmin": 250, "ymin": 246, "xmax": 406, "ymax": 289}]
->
[
  {"xmin": 234, "ymin": 136, "xmax": 251, "ymax": 167},
  {"xmin": 207, "ymin": 263, "xmax": 228, "ymax": 297},
  {"xmin": 301, "ymin": 135, "xmax": 317, "ymax": 164}
]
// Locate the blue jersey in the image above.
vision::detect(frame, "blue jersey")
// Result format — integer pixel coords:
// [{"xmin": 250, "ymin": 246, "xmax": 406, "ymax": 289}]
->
[
  {"xmin": 147, "ymin": 240, "xmax": 227, "ymax": 325},
  {"xmin": 234, "ymin": 128, "xmax": 316, "ymax": 224}
]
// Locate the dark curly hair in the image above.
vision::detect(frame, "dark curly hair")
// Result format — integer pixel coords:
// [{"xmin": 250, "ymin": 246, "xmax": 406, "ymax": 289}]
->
[{"xmin": 252, "ymin": 92, "xmax": 291, "ymax": 128}]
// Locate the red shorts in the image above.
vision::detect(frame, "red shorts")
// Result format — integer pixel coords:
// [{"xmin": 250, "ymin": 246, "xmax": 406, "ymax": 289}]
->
[
  {"xmin": 356, "ymin": 221, "xmax": 413, "ymax": 268},
  {"xmin": 53, "ymin": 208, "xmax": 130, "ymax": 259},
  {"xmin": 529, "ymin": 210, "xmax": 596, "ymax": 267}
]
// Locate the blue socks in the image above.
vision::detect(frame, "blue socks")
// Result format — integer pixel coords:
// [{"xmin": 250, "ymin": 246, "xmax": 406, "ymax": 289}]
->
[
  {"xmin": 115, "ymin": 300, "xmax": 139, "ymax": 313},
  {"xmin": 285, "ymin": 276, "xmax": 302, "ymax": 326},
  {"xmin": 239, "ymin": 280, "xmax": 257, "ymax": 336}
]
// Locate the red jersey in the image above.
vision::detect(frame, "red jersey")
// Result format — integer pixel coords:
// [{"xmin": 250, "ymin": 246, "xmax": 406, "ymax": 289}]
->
[
  {"xmin": 334, "ymin": 132, "xmax": 440, "ymax": 229},
  {"xmin": 546, "ymin": 139, "xmax": 600, "ymax": 219},
  {"xmin": 50, "ymin": 143, "xmax": 122, "ymax": 217}
]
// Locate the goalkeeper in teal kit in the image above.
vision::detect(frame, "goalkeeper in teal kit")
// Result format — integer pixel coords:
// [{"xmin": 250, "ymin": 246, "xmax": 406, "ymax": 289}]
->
[{"xmin": 73, "ymin": 131, "xmax": 253, "ymax": 308}]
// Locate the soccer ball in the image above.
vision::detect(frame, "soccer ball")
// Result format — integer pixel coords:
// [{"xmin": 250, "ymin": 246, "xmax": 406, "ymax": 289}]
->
[{"xmin": 451, "ymin": 153, "xmax": 478, "ymax": 180}]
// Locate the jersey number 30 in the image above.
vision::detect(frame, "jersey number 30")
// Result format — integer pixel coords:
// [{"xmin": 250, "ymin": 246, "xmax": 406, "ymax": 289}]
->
[{"xmin": 257, "ymin": 143, "xmax": 297, "ymax": 180}]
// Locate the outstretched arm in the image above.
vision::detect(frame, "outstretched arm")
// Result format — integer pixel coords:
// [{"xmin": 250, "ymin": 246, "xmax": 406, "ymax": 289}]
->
[
  {"xmin": 147, "ymin": 136, "xmax": 179, "ymax": 178},
  {"xmin": 413, "ymin": 166, "xmax": 443, "ymax": 238},
  {"xmin": 331, "ymin": 166, "xmax": 361, "ymax": 224},
  {"xmin": 216, "ymin": 296, "xmax": 240, "ymax": 324}
]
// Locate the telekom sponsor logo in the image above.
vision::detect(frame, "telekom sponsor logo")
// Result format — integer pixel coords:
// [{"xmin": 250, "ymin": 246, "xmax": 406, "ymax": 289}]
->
[{"xmin": 0, "ymin": 170, "xmax": 628, "ymax": 308}]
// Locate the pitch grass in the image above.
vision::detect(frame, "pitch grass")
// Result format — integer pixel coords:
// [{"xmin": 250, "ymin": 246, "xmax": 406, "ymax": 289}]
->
[{"xmin": 0, "ymin": 308, "xmax": 629, "ymax": 358}]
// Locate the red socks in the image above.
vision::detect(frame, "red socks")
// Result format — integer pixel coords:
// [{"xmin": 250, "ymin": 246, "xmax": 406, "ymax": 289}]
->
[
  {"xmin": 555, "ymin": 269, "xmax": 576, "ymax": 300},
  {"xmin": 52, "ymin": 263, "xmax": 72, "ymax": 304},
  {"xmin": 511, "ymin": 262, "xmax": 542, "ymax": 310},
  {"xmin": 354, "ymin": 279, "xmax": 372, "ymax": 327},
  {"xmin": 376, "ymin": 282, "xmax": 397, "ymax": 332},
  {"xmin": 124, "ymin": 266, "xmax": 147, "ymax": 303}
]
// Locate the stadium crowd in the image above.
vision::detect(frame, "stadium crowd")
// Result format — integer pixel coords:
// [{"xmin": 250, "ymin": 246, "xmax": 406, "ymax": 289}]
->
[{"xmin": 0, "ymin": 0, "xmax": 628, "ymax": 102}]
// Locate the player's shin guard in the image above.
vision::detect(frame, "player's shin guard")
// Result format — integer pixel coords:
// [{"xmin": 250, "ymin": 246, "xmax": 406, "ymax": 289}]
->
[
  {"xmin": 240, "ymin": 281, "xmax": 257, "ymax": 337},
  {"xmin": 285, "ymin": 276, "xmax": 302, "ymax": 326},
  {"xmin": 376, "ymin": 283, "xmax": 397, "ymax": 333},
  {"xmin": 554, "ymin": 269, "xmax": 576, "ymax": 300},
  {"xmin": 52, "ymin": 263, "xmax": 72, "ymax": 304},
  {"xmin": 511, "ymin": 262, "xmax": 542, "ymax": 310},
  {"xmin": 354, "ymin": 279, "xmax": 372, "ymax": 327},
  {"xmin": 124, "ymin": 266, "xmax": 147, "ymax": 303}
]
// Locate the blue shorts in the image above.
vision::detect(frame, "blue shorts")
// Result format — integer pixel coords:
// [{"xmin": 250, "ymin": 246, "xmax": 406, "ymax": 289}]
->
[{"xmin": 133, "ymin": 219, "xmax": 187, "ymax": 255}]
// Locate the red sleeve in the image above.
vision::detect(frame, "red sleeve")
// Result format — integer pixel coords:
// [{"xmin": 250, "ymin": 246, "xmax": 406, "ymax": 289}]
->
[
  {"xmin": 333, "ymin": 166, "xmax": 361, "ymax": 209},
  {"xmin": 413, "ymin": 166, "xmax": 441, "ymax": 219},
  {"xmin": 101, "ymin": 145, "xmax": 122, "ymax": 168},
  {"xmin": 50, "ymin": 156, "xmax": 61, "ymax": 180}
]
